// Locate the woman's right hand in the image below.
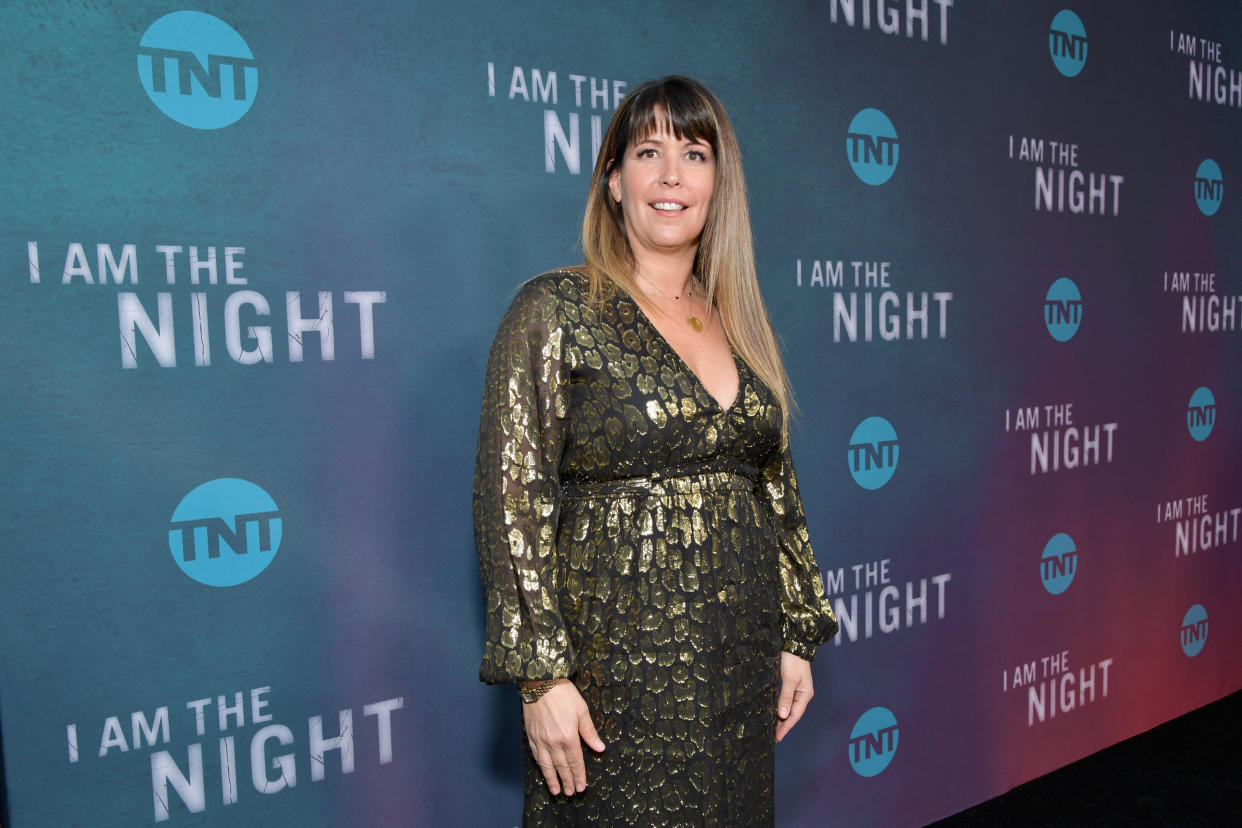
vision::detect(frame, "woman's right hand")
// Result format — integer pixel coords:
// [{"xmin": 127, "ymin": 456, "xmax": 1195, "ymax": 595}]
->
[{"xmin": 521, "ymin": 679, "xmax": 606, "ymax": 796}]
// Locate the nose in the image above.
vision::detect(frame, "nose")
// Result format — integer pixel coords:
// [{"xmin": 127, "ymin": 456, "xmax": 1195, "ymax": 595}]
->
[{"xmin": 660, "ymin": 156, "xmax": 680, "ymax": 185}]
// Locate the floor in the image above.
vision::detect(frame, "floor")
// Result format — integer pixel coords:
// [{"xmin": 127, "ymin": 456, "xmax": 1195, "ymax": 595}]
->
[{"xmin": 928, "ymin": 690, "xmax": 1241, "ymax": 827}]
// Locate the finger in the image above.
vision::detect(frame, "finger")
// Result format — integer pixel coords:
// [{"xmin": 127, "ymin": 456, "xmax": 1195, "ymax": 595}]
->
[
  {"xmin": 777, "ymin": 677, "xmax": 796, "ymax": 720},
  {"xmin": 565, "ymin": 740, "xmax": 587, "ymax": 793},
  {"xmin": 789, "ymin": 683, "xmax": 813, "ymax": 722},
  {"xmin": 776, "ymin": 720, "xmax": 797, "ymax": 741},
  {"xmin": 549, "ymin": 745, "xmax": 577, "ymax": 797},
  {"xmin": 776, "ymin": 686, "xmax": 813, "ymax": 742},
  {"xmin": 578, "ymin": 708, "xmax": 606, "ymax": 753},
  {"xmin": 536, "ymin": 748, "xmax": 562, "ymax": 795}
]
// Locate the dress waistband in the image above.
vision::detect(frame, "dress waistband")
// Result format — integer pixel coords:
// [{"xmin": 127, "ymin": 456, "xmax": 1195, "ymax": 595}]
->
[{"xmin": 561, "ymin": 462, "xmax": 759, "ymax": 500}]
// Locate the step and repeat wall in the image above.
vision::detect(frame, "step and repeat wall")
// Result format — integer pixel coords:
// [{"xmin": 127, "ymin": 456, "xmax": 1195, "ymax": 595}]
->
[{"xmin": 2, "ymin": 1, "xmax": 1239, "ymax": 825}]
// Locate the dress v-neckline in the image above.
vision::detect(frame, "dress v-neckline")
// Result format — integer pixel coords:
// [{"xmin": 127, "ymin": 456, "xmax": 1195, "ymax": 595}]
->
[{"xmin": 629, "ymin": 295, "xmax": 742, "ymax": 413}]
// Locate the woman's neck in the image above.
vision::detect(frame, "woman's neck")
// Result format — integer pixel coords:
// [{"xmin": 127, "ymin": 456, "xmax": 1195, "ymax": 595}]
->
[{"xmin": 631, "ymin": 250, "xmax": 697, "ymax": 297}]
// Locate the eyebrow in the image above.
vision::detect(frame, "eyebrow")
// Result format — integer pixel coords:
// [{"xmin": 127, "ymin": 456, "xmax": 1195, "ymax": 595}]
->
[{"xmin": 634, "ymin": 135, "xmax": 709, "ymax": 146}]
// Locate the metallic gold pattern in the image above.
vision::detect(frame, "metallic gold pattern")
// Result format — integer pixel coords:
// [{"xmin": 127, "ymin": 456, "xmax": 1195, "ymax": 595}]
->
[{"xmin": 475, "ymin": 271, "xmax": 838, "ymax": 825}]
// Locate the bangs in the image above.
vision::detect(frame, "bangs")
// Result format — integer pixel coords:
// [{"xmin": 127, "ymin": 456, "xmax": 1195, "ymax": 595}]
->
[{"xmin": 621, "ymin": 78, "xmax": 719, "ymax": 149}]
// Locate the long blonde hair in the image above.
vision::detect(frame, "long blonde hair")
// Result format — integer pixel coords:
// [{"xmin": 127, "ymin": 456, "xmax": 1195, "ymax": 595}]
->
[{"xmin": 580, "ymin": 76, "xmax": 794, "ymax": 433}]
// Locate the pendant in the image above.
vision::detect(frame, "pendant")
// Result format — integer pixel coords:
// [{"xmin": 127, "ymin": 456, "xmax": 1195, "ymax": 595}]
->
[{"xmin": 687, "ymin": 315, "xmax": 704, "ymax": 333}]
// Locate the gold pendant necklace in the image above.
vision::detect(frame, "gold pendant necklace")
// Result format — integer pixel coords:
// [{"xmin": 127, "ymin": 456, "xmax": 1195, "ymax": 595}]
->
[{"xmin": 639, "ymin": 274, "xmax": 705, "ymax": 333}]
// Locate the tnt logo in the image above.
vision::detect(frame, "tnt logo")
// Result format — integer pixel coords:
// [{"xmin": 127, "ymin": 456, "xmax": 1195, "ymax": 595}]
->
[
  {"xmin": 169, "ymin": 478, "xmax": 282, "ymax": 586},
  {"xmin": 1049, "ymin": 10, "xmax": 1088, "ymax": 77},
  {"xmin": 1187, "ymin": 386, "xmax": 1216, "ymax": 442},
  {"xmin": 1180, "ymin": 604, "xmax": 1208, "ymax": 657},
  {"xmin": 848, "ymin": 706, "xmax": 899, "ymax": 777},
  {"xmin": 1043, "ymin": 278, "xmax": 1083, "ymax": 342},
  {"xmin": 845, "ymin": 108, "xmax": 899, "ymax": 186},
  {"xmin": 137, "ymin": 11, "xmax": 258, "ymax": 129},
  {"xmin": 1194, "ymin": 159, "xmax": 1223, "ymax": 216},
  {"xmin": 1040, "ymin": 533, "xmax": 1078, "ymax": 595},
  {"xmin": 847, "ymin": 416, "xmax": 899, "ymax": 490}
]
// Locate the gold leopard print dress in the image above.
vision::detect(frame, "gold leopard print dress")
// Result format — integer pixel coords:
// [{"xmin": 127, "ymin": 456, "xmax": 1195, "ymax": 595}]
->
[{"xmin": 475, "ymin": 270, "xmax": 838, "ymax": 826}]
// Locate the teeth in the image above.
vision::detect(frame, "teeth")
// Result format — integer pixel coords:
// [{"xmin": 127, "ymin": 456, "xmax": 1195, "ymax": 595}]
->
[{"xmin": 652, "ymin": 202, "xmax": 685, "ymax": 210}]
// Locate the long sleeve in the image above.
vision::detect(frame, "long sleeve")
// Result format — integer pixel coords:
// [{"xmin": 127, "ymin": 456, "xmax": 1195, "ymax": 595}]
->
[
  {"xmin": 757, "ymin": 441, "xmax": 839, "ymax": 660},
  {"xmin": 474, "ymin": 278, "xmax": 575, "ymax": 684}
]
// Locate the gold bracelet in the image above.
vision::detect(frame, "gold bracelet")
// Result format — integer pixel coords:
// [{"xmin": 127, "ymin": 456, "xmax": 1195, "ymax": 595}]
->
[{"xmin": 519, "ymin": 678, "xmax": 560, "ymax": 704}]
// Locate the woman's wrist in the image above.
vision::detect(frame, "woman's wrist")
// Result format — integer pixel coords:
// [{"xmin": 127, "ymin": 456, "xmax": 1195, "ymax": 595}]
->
[{"xmin": 519, "ymin": 677, "xmax": 561, "ymax": 703}]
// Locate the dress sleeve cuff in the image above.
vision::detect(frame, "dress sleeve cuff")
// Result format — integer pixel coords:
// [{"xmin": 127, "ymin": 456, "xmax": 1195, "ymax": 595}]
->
[{"xmin": 782, "ymin": 637, "xmax": 820, "ymax": 662}]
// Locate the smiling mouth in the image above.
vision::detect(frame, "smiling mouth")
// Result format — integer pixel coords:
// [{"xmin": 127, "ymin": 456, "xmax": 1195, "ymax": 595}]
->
[{"xmin": 650, "ymin": 201, "xmax": 687, "ymax": 211}]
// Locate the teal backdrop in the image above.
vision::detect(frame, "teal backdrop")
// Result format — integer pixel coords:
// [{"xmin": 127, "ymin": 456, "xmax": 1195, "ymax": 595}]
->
[{"xmin": 2, "ymin": 1, "xmax": 1240, "ymax": 825}]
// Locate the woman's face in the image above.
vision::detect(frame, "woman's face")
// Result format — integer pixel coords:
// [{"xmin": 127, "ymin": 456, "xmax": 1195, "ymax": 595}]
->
[{"xmin": 608, "ymin": 124, "xmax": 715, "ymax": 268}]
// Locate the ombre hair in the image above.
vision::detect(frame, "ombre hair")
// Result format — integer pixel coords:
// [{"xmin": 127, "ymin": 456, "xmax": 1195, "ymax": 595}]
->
[{"xmin": 580, "ymin": 75, "xmax": 795, "ymax": 433}]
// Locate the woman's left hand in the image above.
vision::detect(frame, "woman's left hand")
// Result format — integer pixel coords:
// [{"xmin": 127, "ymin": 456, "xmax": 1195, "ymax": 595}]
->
[{"xmin": 775, "ymin": 651, "xmax": 814, "ymax": 742}]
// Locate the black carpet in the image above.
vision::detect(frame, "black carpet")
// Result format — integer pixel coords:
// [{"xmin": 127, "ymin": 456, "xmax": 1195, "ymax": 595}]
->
[{"xmin": 929, "ymin": 691, "xmax": 1241, "ymax": 827}]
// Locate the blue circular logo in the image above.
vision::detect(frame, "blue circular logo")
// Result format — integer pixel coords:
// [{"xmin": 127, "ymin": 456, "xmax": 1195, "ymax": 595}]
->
[
  {"xmin": 1180, "ymin": 604, "xmax": 1208, "ymax": 657},
  {"xmin": 1187, "ymin": 386, "xmax": 1216, "ymax": 441},
  {"xmin": 849, "ymin": 706, "xmax": 899, "ymax": 777},
  {"xmin": 1040, "ymin": 533, "xmax": 1078, "ymax": 595},
  {"xmin": 847, "ymin": 416, "xmax": 899, "ymax": 490},
  {"xmin": 1194, "ymin": 159, "xmax": 1223, "ymax": 216},
  {"xmin": 1044, "ymin": 278, "xmax": 1083, "ymax": 342},
  {"xmin": 845, "ymin": 108, "xmax": 899, "ymax": 186},
  {"xmin": 138, "ymin": 11, "xmax": 258, "ymax": 129},
  {"xmin": 169, "ymin": 478, "xmax": 282, "ymax": 586},
  {"xmin": 1049, "ymin": 10, "xmax": 1088, "ymax": 77}
]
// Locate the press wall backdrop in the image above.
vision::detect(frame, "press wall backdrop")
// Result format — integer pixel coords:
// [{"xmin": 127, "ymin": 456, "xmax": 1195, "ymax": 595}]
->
[{"xmin": 2, "ymin": 1, "xmax": 1240, "ymax": 825}]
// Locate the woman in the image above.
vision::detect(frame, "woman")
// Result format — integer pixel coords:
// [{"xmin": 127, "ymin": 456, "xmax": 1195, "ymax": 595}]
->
[{"xmin": 475, "ymin": 76, "xmax": 838, "ymax": 825}]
